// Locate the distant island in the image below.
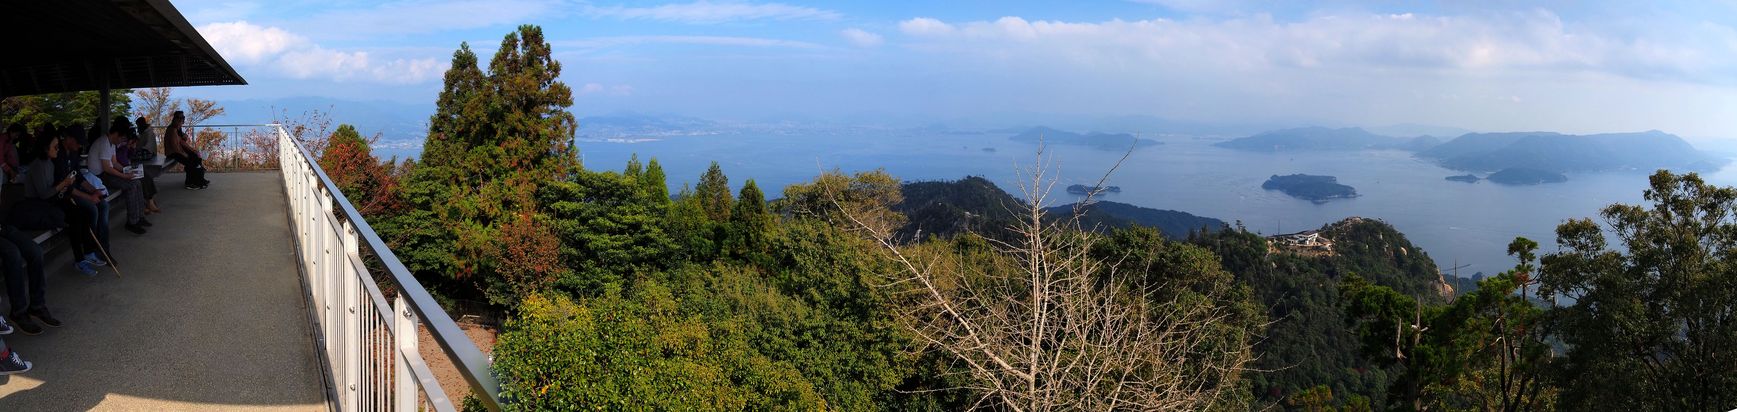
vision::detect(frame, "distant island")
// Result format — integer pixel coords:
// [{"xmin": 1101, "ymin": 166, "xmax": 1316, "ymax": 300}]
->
[
  {"xmin": 1066, "ymin": 184, "xmax": 1121, "ymax": 195},
  {"xmin": 1263, "ymin": 174, "xmax": 1358, "ymax": 203},
  {"xmin": 1485, "ymin": 168, "xmax": 1568, "ymax": 185},
  {"xmin": 1215, "ymin": 127, "xmax": 1442, "ymax": 152},
  {"xmin": 1445, "ymin": 174, "xmax": 1480, "ymax": 183},
  {"xmin": 1010, "ymin": 126, "xmax": 1160, "ymax": 151},
  {"xmin": 1418, "ymin": 130, "xmax": 1726, "ymax": 173}
]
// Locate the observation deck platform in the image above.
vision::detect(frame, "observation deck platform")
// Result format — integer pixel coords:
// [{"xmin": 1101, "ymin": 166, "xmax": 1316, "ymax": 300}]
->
[{"xmin": 0, "ymin": 171, "xmax": 326, "ymax": 410}]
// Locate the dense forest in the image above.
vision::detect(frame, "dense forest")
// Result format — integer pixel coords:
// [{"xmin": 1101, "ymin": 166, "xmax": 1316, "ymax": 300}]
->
[{"xmin": 302, "ymin": 25, "xmax": 1736, "ymax": 411}]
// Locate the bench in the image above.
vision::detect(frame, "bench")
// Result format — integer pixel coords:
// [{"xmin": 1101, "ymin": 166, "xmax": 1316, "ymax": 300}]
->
[{"xmin": 26, "ymin": 153, "xmax": 179, "ymax": 248}]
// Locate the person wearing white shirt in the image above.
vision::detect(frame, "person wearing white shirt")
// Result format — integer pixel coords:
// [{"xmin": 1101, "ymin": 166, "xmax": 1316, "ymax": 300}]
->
[{"xmin": 93, "ymin": 118, "xmax": 148, "ymax": 235}]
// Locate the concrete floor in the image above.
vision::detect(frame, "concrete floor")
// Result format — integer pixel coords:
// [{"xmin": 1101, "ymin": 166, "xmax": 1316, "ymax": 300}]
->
[{"xmin": 0, "ymin": 172, "xmax": 327, "ymax": 411}]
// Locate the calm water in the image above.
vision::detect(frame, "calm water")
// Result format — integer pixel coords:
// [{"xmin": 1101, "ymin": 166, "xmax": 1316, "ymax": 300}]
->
[{"xmin": 396, "ymin": 131, "xmax": 1737, "ymax": 277}]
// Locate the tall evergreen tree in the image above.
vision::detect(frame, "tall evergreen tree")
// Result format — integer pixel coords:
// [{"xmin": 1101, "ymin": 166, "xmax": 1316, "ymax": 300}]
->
[
  {"xmin": 642, "ymin": 158, "xmax": 669, "ymax": 204},
  {"xmin": 695, "ymin": 161, "xmax": 733, "ymax": 221},
  {"xmin": 382, "ymin": 25, "xmax": 581, "ymax": 304}
]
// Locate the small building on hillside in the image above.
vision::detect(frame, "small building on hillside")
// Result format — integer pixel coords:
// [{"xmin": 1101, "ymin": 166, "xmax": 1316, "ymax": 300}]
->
[{"xmin": 1269, "ymin": 230, "xmax": 1334, "ymax": 254}]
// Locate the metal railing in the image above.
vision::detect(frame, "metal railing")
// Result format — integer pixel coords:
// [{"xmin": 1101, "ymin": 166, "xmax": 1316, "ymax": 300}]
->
[
  {"xmin": 147, "ymin": 124, "xmax": 282, "ymax": 170},
  {"xmin": 269, "ymin": 123, "xmax": 504, "ymax": 412}
]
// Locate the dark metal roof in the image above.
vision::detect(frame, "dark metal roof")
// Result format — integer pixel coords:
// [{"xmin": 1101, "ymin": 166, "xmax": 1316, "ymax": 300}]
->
[{"xmin": 0, "ymin": 0, "xmax": 246, "ymax": 97}]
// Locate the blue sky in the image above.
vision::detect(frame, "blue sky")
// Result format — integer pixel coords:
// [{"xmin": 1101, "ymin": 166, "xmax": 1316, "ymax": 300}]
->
[{"xmin": 174, "ymin": 0, "xmax": 1737, "ymax": 137}]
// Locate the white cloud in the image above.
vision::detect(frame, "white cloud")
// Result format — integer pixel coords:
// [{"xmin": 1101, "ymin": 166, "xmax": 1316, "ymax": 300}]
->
[
  {"xmin": 305, "ymin": 0, "xmax": 564, "ymax": 37},
  {"xmin": 893, "ymin": 12, "xmax": 1737, "ymax": 83},
  {"xmin": 585, "ymin": 1, "xmax": 839, "ymax": 24},
  {"xmin": 840, "ymin": 28, "xmax": 884, "ymax": 48},
  {"xmin": 198, "ymin": 21, "xmax": 444, "ymax": 84},
  {"xmin": 898, "ymin": 17, "xmax": 955, "ymax": 36},
  {"xmin": 559, "ymin": 35, "xmax": 824, "ymax": 50}
]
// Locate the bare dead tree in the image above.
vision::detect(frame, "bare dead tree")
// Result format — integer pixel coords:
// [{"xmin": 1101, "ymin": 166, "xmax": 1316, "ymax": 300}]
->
[{"xmin": 839, "ymin": 143, "xmax": 1257, "ymax": 411}]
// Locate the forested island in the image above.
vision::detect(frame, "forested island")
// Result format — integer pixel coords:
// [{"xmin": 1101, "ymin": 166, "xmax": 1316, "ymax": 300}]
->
[
  {"xmin": 1486, "ymin": 168, "xmax": 1569, "ymax": 185},
  {"xmin": 1445, "ymin": 174, "xmax": 1481, "ymax": 183},
  {"xmin": 1065, "ymin": 184, "xmax": 1121, "ymax": 195},
  {"xmin": 1419, "ymin": 130, "xmax": 1724, "ymax": 172},
  {"xmin": 1263, "ymin": 174, "xmax": 1358, "ymax": 203}
]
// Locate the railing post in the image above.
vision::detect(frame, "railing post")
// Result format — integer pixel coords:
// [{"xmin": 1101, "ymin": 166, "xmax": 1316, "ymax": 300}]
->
[
  {"xmin": 394, "ymin": 295, "xmax": 419, "ymax": 412},
  {"xmin": 342, "ymin": 221, "xmax": 362, "ymax": 411}
]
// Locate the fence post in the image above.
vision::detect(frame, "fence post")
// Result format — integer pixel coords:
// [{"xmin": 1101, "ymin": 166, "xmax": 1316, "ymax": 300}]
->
[
  {"xmin": 394, "ymin": 295, "xmax": 419, "ymax": 412},
  {"xmin": 342, "ymin": 220, "xmax": 362, "ymax": 410}
]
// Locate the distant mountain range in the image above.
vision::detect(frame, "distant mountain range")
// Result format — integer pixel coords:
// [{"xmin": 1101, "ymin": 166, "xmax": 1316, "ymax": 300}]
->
[
  {"xmin": 206, "ymin": 96, "xmax": 432, "ymax": 144},
  {"xmin": 1218, "ymin": 126, "xmax": 1728, "ymax": 175},
  {"xmin": 1010, "ymin": 126, "xmax": 1160, "ymax": 151},
  {"xmin": 1214, "ymin": 127, "xmax": 1441, "ymax": 152},
  {"xmin": 1418, "ymin": 130, "xmax": 1727, "ymax": 173}
]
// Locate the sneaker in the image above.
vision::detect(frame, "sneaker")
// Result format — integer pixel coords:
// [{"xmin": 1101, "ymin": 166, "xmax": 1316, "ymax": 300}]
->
[
  {"xmin": 75, "ymin": 260, "xmax": 97, "ymax": 276},
  {"xmin": 84, "ymin": 253, "xmax": 107, "ymax": 267},
  {"xmin": 184, "ymin": 185, "xmax": 199, "ymax": 190},
  {"xmin": 0, "ymin": 317, "xmax": 12, "ymax": 335},
  {"xmin": 0, "ymin": 350, "xmax": 31, "ymax": 375},
  {"xmin": 31, "ymin": 310, "xmax": 61, "ymax": 328},
  {"xmin": 139, "ymin": 219, "xmax": 153, "ymax": 227},
  {"xmin": 125, "ymin": 224, "xmax": 147, "ymax": 235},
  {"xmin": 12, "ymin": 318, "xmax": 41, "ymax": 336}
]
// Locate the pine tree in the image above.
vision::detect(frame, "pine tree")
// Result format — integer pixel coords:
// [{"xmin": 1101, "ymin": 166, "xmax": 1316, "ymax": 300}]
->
[
  {"xmin": 642, "ymin": 158, "xmax": 669, "ymax": 204},
  {"xmin": 382, "ymin": 25, "xmax": 581, "ymax": 304},
  {"xmin": 695, "ymin": 161, "xmax": 733, "ymax": 221}
]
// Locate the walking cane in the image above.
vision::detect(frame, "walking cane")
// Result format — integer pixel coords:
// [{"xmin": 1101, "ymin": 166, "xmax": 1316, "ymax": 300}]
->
[{"xmin": 87, "ymin": 228, "xmax": 120, "ymax": 278}]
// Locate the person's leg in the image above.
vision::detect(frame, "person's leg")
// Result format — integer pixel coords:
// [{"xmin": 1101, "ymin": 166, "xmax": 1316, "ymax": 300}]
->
[
  {"xmin": 94, "ymin": 199, "xmax": 112, "ymax": 259},
  {"xmin": 105, "ymin": 176, "xmax": 144, "ymax": 227},
  {"xmin": 0, "ymin": 228, "xmax": 47, "ymax": 318},
  {"xmin": 0, "ymin": 238, "xmax": 30, "ymax": 332},
  {"xmin": 190, "ymin": 154, "xmax": 209, "ymax": 185},
  {"xmin": 0, "ymin": 336, "xmax": 31, "ymax": 374},
  {"xmin": 170, "ymin": 154, "xmax": 193, "ymax": 187}
]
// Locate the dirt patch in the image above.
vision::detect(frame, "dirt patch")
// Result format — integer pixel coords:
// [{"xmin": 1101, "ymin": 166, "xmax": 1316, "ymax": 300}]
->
[{"xmin": 417, "ymin": 322, "xmax": 498, "ymax": 403}]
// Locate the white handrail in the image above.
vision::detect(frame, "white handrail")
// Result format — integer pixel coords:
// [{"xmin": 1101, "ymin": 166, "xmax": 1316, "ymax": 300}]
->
[{"xmin": 270, "ymin": 124, "xmax": 502, "ymax": 411}]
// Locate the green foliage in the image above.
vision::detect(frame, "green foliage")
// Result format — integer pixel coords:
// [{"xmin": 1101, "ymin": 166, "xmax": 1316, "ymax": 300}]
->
[
  {"xmin": 695, "ymin": 161, "xmax": 734, "ymax": 221},
  {"xmin": 383, "ymin": 25, "xmax": 580, "ymax": 304},
  {"xmin": 317, "ymin": 124, "xmax": 402, "ymax": 216},
  {"xmin": 1192, "ymin": 218, "xmax": 1444, "ymax": 408},
  {"xmin": 778, "ymin": 168, "xmax": 904, "ymax": 233},
  {"xmin": 1539, "ymin": 170, "xmax": 1737, "ymax": 411},
  {"xmin": 1, "ymin": 90, "xmax": 132, "ymax": 131}
]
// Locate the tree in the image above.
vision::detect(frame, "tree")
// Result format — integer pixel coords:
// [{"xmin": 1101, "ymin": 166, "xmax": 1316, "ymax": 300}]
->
[
  {"xmin": 317, "ymin": 124, "xmax": 403, "ymax": 217},
  {"xmin": 642, "ymin": 158, "xmax": 669, "ymax": 204},
  {"xmin": 695, "ymin": 161, "xmax": 733, "ymax": 222},
  {"xmin": 1539, "ymin": 170, "xmax": 1737, "ymax": 411},
  {"xmin": 845, "ymin": 160, "xmax": 1257, "ymax": 411},
  {"xmin": 778, "ymin": 168, "xmax": 904, "ymax": 235},
  {"xmin": 384, "ymin": 25, "xmax": 580, "ymax": 303},
  {"xmin": 2, "ymin": 90, "xmax": 132, "ymax": 130}
]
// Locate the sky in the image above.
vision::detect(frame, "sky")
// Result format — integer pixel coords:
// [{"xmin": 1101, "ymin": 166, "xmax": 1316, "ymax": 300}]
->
[{"xmin": 172, "ymin": 0, "xmax": 1737, "ymax": 137}]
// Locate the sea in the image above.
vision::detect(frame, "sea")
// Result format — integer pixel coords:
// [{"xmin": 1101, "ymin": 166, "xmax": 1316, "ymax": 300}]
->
[{"xmin": 378, "ymin": 130, "xmax": 1737, "ymax": 278}]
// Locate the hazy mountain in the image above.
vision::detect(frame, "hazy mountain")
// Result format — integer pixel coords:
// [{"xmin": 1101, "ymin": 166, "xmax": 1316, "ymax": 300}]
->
[
  {"xmin": 1419, "ymin": 130, "xmax": 1726, "ymax": 173},
  {"xmin": 1009, "ymin": 126, "xmax": 1160, "ymax": 151},
  {"xmin": 1215, "ymin": 127, "xmax": 1431, "ymax": 152},
  {"xmin": 1365, "ymin": 123, "xmax": 1476, "ymax": 139}
]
